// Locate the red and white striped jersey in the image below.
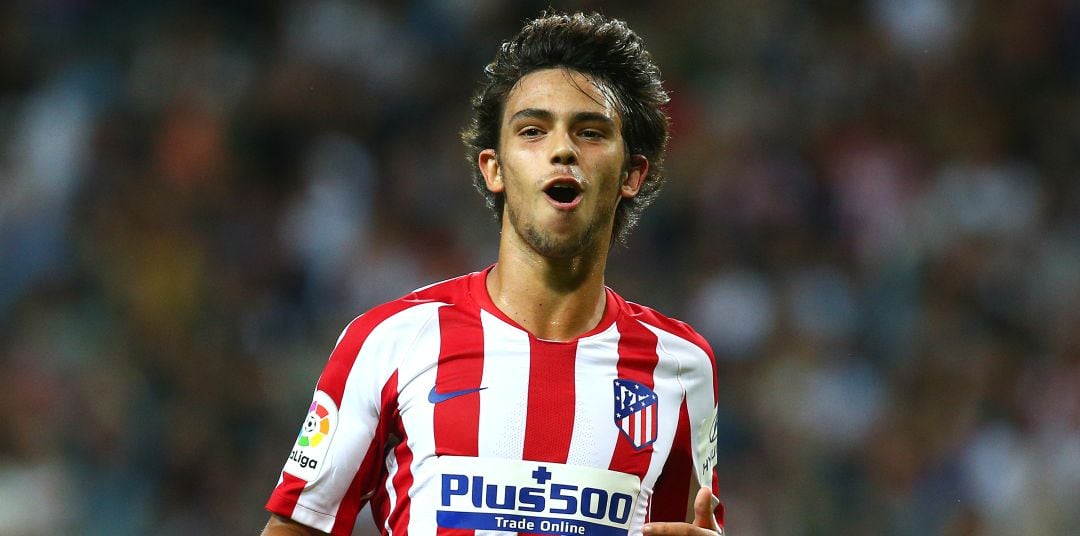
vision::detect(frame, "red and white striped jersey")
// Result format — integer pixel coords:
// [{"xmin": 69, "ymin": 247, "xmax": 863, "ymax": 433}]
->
[{"xmin": 267, "ymin": 267, "xmax": 722, "ymax": 535}]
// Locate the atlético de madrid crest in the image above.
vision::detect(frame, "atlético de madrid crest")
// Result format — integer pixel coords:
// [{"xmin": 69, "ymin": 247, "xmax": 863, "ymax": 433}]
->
[{"xmin": 613, "ymin": 379, "xmax": 659, "ymax": 450}]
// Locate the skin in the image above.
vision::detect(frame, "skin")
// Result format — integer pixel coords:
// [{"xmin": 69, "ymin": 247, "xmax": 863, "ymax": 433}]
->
[
  {"xmin": 263, "ymin": 68, "xmax": 719, "ymax": 535},
  {"xmin": 479, "ymin": 67, "xmax": 646, "ymax": 342}
]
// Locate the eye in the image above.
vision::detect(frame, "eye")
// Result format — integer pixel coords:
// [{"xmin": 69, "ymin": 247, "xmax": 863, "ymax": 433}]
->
[
  {"xmin": 578, "ymin": 129, "xmax": 606, "ymax": 140},
  {"xmin": 518, "ymin": 126, "xmax": 544, "ymax": 138}
]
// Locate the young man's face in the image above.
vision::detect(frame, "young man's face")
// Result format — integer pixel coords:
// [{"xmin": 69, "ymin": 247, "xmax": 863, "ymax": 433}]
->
[{"xmin": 479, "ymin": 68, "xmax": 647, "ymax": 260}]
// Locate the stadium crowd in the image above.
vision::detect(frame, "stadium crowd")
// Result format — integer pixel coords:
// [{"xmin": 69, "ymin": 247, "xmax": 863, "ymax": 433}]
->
[{"xmin": 1, "ymin": 1, "xmax": 1078, "ymax": 534}]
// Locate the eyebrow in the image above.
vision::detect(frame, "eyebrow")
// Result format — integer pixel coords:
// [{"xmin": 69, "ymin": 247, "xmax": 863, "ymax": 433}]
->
[{"xmin": 508, "ymin": 108, "xmax": 617, "ymax": 129}]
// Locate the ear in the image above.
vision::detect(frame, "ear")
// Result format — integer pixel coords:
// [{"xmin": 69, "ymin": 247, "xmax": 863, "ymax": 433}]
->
[
  {"xmin": 620, "ymin": 154, "xmax": 649, "ymax": 199},
  {"xmin": 479, "ymin": 149, "xmax": 504, "ymax": 193}
]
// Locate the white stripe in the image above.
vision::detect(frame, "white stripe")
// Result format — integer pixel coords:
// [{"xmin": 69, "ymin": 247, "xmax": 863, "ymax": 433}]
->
[
  {"xmin": 645, "ymin": 404, "xmax": 653, "ymax": 443},
  {"xmin": 392, "ymin": 304, "xmax": 444, "ymax": 535},
  {"xmin": 477, "ymin": 310, "xmax": 531, "ymax": 459},
  {"xmin": 566, "ymin": 323, "xmax": 623, "ymax": 467},
  {"xmin": 635, "ymin": 410, "xmax": 643, "ymax": 446}
]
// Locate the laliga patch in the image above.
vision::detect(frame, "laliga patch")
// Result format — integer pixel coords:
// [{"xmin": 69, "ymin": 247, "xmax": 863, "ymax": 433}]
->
[
  {"xmin": 286, "ymin": 390, "xmax": 338, "ymax": 480},
  {"xmin": 436, "ymin": 456, "xmax": 641, "ymax": 536},
  {"xmin": 612, "ymin": 379, "xmax": 659, "ymax": 450},
  {"xmin": 695, "ymin": 405, "xmax": 719, "ymax": 482}
]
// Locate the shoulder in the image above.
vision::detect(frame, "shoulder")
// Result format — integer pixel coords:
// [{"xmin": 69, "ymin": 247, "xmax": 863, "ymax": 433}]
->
[
  {"xmin": 340, "ymin": 272, "xmax": 477, "ymax": 343},
  {"xmin": 613, "ymin": 293, "xmax": 720, "ymax": 404},
  {"xmin": 618, "ymin": 296, "xmax": 714, "ymax": 359},
  {"xmin": 317, "ymin": 273, "xmax": 478, "ymax": 398},
  {"xmin": 330, "ymin": 272, "xmax": 480, "ymax": 361}
]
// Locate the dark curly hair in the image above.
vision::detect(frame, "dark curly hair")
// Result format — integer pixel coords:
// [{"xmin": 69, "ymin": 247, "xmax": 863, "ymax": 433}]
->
[{"xmin": 461, "ymin": 11, "xmax": 670, "ymax": 245}]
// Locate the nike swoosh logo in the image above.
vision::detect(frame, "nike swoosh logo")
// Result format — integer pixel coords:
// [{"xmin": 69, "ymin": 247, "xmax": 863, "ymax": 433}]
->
[{"xmin": 428, "ymin": 386, "xmax": 487, "ymax": 404}]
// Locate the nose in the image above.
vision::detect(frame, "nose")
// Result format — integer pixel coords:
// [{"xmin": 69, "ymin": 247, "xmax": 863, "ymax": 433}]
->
[{"xmin": 549, "ymin": 131, "xmax": 577, "ymax": 165}]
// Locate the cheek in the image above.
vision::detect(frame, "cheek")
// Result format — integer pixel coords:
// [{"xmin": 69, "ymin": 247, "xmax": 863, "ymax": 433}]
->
[
  {"xmin": 499, "ymin": 150, "xmax": 539, "ymax": 186},
  {"xmin": 596, "ymin": 153, "xmax": 631, "ymax": 191}
]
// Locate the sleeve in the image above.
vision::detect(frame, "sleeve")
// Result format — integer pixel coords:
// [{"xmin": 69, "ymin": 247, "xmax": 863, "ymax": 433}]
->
[
  {"xmin": 693, "ymin": 403, "xmax": 723, "ymax": 532},
  {"xmin": 685, "ymin": 342, "xmax": 723, "ymax": 532},
  {"xmin": 668, "ymin": 327, "xmax": 723, "ymax": 531},
  {"xmin": 266, "ymin": 300, "xmax": 421, "ymax": 534},
  {"xmin": 643, "ymin": 319, "xmax": 724, "ymax": 531}
]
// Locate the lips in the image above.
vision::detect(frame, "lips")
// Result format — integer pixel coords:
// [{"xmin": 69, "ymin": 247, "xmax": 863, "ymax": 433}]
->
[{"xmin": 543, "ymin": 178, "xmax": 583, "ymax": 208}]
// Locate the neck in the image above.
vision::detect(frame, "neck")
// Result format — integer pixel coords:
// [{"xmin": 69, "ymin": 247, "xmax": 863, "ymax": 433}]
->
[{"xmin": 486, "ymin": 234, "xmax": 611, "ymax": 342}]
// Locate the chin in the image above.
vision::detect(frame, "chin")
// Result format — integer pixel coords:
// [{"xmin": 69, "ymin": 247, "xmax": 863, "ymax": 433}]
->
[
  {"xmin": 508, "ymin": 204, "xmax": 611, "ymax": 259},
  {"xmin": 522, "ymin": 226, "xmax": 597, "ymax": 259}
]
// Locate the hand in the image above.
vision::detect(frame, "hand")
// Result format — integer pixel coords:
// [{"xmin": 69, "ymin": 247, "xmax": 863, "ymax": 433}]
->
[{"xmin": 641, "ymin": 486, "xmax": 720, "ymax": 535}]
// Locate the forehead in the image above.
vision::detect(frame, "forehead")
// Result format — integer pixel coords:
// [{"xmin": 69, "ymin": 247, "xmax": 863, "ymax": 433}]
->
[{"xmin": 503, "ymin": 68, "xmax": 621, "ymax": 126}]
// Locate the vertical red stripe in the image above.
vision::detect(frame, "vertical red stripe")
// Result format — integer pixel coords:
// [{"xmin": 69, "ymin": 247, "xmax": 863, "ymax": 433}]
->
[
  {"xmin": 432, "ymin": 305, "xmax": 485, "ymax": 536},
  {"xmin": 369, "ymin": 486, "xmax": 391, "ymax": 535},
  {"xmin": 608, "ymin": 316, "xmax": 659, "ymax": 478},
  {"xmin": 648, "ymin": 401, "xmax": 693, "ymax": 523},
  {"xmin": 522, "ymin": 339, "xmax": 578, "ymax": 463},
  {"xmin": 432, "ymin": 305, "xmax": 485, "ymax": 457}
]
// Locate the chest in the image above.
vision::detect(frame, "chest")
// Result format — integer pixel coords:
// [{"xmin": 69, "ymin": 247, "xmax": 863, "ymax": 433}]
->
[{"xmin": 391, "ymin": 320, "xmax": 686, "ymax": 480}]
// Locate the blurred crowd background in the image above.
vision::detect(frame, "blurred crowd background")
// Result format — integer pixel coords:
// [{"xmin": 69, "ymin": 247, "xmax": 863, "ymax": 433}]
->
[{"xmin": 1, "ymin": 0, "xmax": 1078, "ymax": 534}]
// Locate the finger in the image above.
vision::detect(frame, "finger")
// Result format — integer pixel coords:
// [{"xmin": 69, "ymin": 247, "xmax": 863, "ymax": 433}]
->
[
  {"xmin": 692, "ymin": 485, "xmax": 715, "ymax": 529},
  {"xmin": 641, "ymin": 521, "xmax": 715, "ymax": 535}
]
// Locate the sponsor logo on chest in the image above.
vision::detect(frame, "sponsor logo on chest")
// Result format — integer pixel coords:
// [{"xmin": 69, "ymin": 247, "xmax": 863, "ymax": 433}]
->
[{"xmin": 436, "ymin": 456, "xmax": 641, "ymax": 536}]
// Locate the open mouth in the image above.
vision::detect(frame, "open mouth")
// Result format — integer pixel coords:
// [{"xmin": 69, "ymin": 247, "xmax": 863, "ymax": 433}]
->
[{"xmin": 545, "ymin": 183, "xmax": 581, "ymax": 204}]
